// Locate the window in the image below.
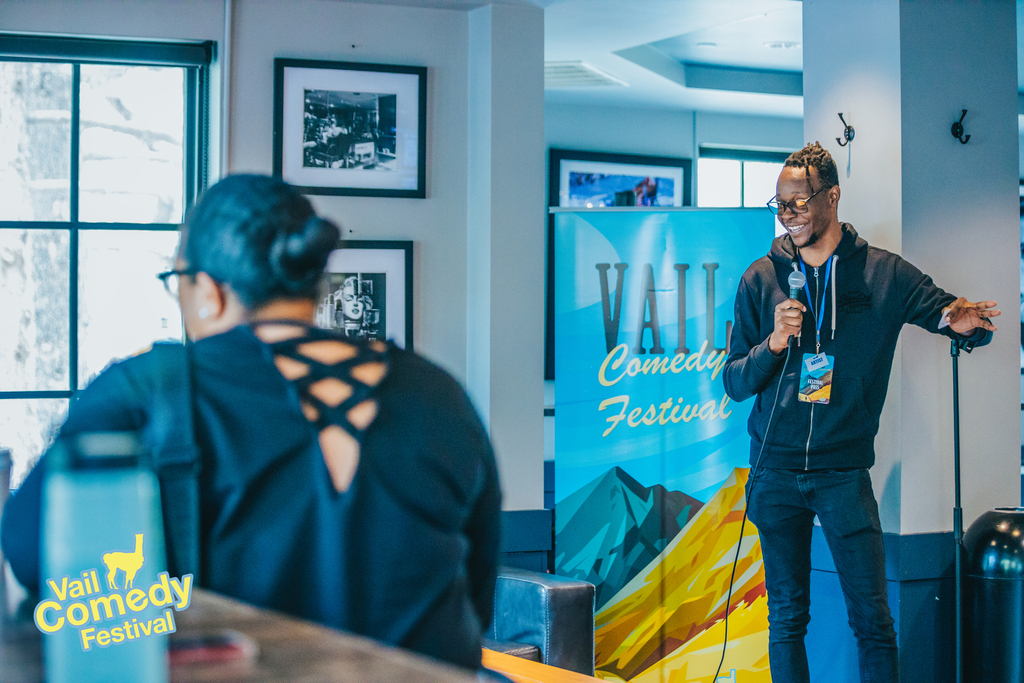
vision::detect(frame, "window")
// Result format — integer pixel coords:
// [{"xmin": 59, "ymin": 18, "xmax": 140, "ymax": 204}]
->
[
  {"xmin": 0, "ymin": 35, "xmax": 212, "ymax": 487},
  {"xmin": 696, "ymin": 147, "xmax": 791, "ymax": 209}
]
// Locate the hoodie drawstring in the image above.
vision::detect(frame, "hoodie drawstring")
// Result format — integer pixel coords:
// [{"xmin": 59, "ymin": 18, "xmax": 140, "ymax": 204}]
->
[{"xmin": 830, "ymin": 254, "xmax": 837, "ymax": 340}]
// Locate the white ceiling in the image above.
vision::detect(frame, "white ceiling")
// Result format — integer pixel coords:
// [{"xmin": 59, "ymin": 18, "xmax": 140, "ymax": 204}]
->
[
  {"xmin": 542, "ymin": 0, "xmax": 804, "ymax": 117},
  {"xmin": 350, "ymin": 0, "xmax": 1023, "ymax": 120}
]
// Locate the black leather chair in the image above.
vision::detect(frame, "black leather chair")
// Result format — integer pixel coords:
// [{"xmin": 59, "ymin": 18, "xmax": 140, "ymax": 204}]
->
[{"xmin": 484, "ymin": 566, "xmax": 596, "ymax": 676}]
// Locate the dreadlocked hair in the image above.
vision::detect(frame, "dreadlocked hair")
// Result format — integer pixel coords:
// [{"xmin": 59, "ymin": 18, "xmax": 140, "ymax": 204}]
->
[{"xmin": 784, "ymin": 142, "xmax": 839, "ymax": 190}]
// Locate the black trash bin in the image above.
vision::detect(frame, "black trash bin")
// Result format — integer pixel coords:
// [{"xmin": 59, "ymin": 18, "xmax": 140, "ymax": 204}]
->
[{"xmin": 964, "ymin": 507, "xmax": 1024, "ymax": 683}]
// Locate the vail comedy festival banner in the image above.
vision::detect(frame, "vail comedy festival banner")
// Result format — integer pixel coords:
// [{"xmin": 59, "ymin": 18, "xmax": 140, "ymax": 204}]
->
[{"xmin": 553, "ymin": 208, "xmax": 774, "ymax": 683}]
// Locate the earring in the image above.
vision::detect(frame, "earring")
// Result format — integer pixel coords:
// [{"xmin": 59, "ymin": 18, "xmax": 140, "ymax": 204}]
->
[{"xmin": 198, "ymin": 307, "xmax": 209, "ymax": 320}]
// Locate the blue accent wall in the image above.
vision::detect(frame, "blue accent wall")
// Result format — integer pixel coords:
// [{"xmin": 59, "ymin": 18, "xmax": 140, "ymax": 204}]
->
[
  {"xmin": 806, "ymin": 527, "xmax": 956, "ymax": 682},
  {"xmin": 499, "ymin": 509, "xmax": 552, "ymax": 573}
]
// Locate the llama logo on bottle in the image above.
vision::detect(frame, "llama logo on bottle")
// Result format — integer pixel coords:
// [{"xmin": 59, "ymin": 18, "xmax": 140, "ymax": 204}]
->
[
  {"xmin": 102, "ymin": 533, "xmax": 145, "ymax": 590},
  {"xmin": 34, "ymin": 533, "xmax": 194, "ymax": 652}
]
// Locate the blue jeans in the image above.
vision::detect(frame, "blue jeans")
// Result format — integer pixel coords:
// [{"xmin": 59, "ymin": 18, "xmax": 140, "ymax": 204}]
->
[{"xmin": 746, "ymin": 467, "xmax": 898, "ymax": 683}]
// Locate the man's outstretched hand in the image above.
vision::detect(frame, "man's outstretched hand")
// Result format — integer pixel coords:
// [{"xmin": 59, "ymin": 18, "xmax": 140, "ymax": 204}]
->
[{"xmin": 947, "ymin": 298, "xmax": 1000, "ymax": 335}]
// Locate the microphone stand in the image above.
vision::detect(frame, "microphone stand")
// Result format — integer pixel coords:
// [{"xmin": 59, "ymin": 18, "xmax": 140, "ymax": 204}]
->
[{"xmin": 950, "ymin": 339, "xmax": 972, "ymax": 683}]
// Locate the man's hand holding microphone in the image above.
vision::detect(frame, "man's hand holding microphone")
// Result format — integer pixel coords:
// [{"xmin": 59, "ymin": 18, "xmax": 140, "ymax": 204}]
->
[{"xmin": 768, "ymin": 270, "xmax": 806, "ymax": 355}]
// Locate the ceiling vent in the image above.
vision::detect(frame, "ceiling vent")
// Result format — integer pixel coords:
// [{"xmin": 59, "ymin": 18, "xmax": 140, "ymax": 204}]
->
[{"xmin": 544, "ymin": 61, "xmax": 628, "ymax": 89}]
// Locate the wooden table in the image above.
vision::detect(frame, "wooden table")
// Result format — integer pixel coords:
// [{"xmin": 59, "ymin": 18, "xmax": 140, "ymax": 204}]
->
[
  {"xmin": 1, "ymin": 588, "xmax": 479, "ymax": 682},
  {"xmin": 482, "ymin": 650, "xmax": 604, "ymax": 683},
  {"xmin": 0, "ymin": 586, "xmax": 602, "ymax": 683}
]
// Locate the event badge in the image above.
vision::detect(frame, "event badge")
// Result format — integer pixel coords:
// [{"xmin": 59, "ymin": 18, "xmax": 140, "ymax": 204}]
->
[{"xmin": 798, "ymin": 353, "xmax": 833, "ymax": 404}]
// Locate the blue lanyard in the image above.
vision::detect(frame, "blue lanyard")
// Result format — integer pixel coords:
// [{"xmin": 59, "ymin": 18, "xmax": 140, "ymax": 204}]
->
[{"xmin": 798, "ymin": 254, "xmax": 832, "ymax": 353}]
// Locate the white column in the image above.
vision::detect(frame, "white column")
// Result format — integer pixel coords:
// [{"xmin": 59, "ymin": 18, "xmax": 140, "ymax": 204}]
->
[
  {"xmin": 803, "ymin": 0, "xmax": 1019, "ymax": 534},
  {"xmin": 897, "ymin": 0, "xmax": 1019, "ymax": 534},
  {"xmin": 803, "ymin": 0, "xmax": 905, "ymax": 530},
  {"xmin": 467, "ymin": 2, "xmax": 546, "ymax": 510}
]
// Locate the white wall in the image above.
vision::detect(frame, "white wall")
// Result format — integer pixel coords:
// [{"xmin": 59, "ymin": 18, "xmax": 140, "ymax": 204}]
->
[
  {"xmin": 805, "ymin": 0, "xmax": 1020, "ymax": 534},
  {"xmin": 544, "ymin": 102, "xmax": 804, "ymax": 203},
  {"xmin": 1, "ymin": 0, "xmax": 548, "ymax": 510},
  {"xmin": 0, "ymin": 0, "xmax": 225, "ymax": 41},
  {"xmin": 544, "ymin": 103, "xmax": 804, "ymax": 159},
  {"xmin": 465, "ymin": 3, "xmax": 546, "ymax": 510},
  {"xmin": 898, "ymin": 0, "xmax": 1019, "ymax": 534},
  {"xmin": 804, "ymin": 0, "xmax": 905, "ymax": 531},
  {"xmin": 545, "ymin": 102, "xmax": 696, "ymax": 159},
  {"xmin": 694, "ymin": 111, "xmax": 805, "ymax": 152},
  {"xmin": 230, "ymin": 0, "xmax": 471, "ymax": 383}
]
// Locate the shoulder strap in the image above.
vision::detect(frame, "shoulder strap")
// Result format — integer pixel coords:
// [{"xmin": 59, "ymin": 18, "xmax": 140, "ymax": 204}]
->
[{"xmin": 124, "ymin": 342, "xmax": 202, "ymax": 582}]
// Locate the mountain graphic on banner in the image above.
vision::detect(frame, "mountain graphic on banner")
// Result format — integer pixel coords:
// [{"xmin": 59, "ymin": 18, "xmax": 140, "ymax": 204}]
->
[
  {"xmin": 554, "ymin": 466, "xmax": 703, "ymax": 609},
  {"xmin": 592, "ymin": 468, "xmax": 769, "ymax": 682}
]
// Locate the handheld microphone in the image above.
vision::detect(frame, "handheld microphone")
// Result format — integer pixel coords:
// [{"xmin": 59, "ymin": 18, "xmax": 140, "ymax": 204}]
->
[
  {"xmin": 788, "ymin": 269, "xmax": 806, "ymax": 300},
  {"xmin": 787, "ymin": 270, "xmax": 806, "ymax": 346}
]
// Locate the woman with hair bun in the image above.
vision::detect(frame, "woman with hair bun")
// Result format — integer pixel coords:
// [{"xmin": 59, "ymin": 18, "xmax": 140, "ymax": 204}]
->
[{"xmin": 2, "ymin": 175, "xmax": 502, "ymax": 672}]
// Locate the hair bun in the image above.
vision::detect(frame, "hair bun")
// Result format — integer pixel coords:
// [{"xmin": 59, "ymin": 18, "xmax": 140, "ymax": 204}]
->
[
  {"xmin": 184, "ymin": 175, "xmax": 344, "ymax": 307},
  {"xmin": 269, "ymin": 216, "xmax": 340, "ymax": 292}
]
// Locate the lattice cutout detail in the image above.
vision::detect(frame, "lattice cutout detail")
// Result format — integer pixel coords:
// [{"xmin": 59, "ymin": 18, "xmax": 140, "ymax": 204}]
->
[{"xmin": 253, "ymin": 322, "xmax": 389, "ymax": 493}]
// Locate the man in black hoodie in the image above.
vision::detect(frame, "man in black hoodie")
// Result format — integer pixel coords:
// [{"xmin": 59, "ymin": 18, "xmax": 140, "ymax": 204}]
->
[{"xmin": 723, "ymin": 142, "xmax": 998, "ymax": 683}]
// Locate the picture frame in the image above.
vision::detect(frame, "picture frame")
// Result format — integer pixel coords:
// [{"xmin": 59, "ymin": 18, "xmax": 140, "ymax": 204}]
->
[
  {"xmin": 550, "ymin": 149, "xmax": 692, "ymax": 209},
  {"xmin": 273, "ymin": 58, "xmax": 427, "ymax": 198},
  {"xmin": 317, "ymin": 240, "xmax": 414, "ymax": 350},
  {"xmin": 545, "ymin": 149, "xmax": 693, "ymax": 379}
]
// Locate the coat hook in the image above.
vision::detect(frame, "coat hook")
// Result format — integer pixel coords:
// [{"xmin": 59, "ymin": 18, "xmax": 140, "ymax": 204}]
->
[
  {"xmin": 836, "ymin": 113, "xmax": 855, "ymax": 147},
  {"xmin": 951, "ymin": 109, "xmax": 970, "ymax": 144}
]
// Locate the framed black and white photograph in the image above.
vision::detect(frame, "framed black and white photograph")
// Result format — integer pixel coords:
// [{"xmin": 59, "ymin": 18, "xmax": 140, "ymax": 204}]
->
[
  {"xmin": 273, "ymin": 58, "xmax": 426, "ymax": 198},
  {"xmin": 317, "ymin": 240, "xmax": 413, "ymax": 350}
]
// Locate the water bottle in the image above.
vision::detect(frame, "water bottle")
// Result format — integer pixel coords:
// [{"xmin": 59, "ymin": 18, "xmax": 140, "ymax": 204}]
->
[{"xmin": 40, "ymin": 432, "xmax": 170, "ymax": 683}]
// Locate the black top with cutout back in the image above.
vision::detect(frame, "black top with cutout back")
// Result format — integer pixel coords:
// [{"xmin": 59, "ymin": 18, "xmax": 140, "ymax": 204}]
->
[{"xmin": 2, "ymin": 324, "xmax": 502, "ymax": 670}]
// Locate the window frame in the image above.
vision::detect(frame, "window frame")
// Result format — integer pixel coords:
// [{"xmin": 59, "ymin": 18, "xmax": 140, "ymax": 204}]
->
[
  {"xmin": 0, "ymin": 34, "xmax": 213, "ymax": 401},
  {"xmin": 697, "ymin": 146, "xmax": 792, "ymax": 208}
]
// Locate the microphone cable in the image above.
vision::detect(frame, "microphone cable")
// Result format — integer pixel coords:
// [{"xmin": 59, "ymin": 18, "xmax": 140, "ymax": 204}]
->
[{"xmin": 711, "ymin": 340, "xmax": 792, "ymax": 682}]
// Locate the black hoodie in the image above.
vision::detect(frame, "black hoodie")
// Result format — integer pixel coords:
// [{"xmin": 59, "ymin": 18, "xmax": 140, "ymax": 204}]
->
[{"xmin": 723, "ymin": 223, "xmax": 990, "ymax": 470}]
